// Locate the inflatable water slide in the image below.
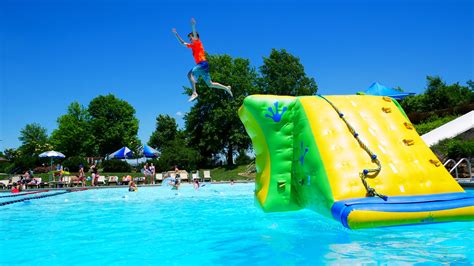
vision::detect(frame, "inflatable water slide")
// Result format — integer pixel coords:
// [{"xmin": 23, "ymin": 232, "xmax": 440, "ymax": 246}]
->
[{"xmin": 238, "ymin": 95, "xmax": 474, "ymax": 229}]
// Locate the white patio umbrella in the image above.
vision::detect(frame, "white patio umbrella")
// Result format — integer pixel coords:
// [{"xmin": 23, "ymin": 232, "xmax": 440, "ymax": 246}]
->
[
  {"xmin": 39, "ymin": 151, "xmax": 66, "ymax": 182},
  {"xmin": 39, "ymin": 150, "xmax": 66, "ymax": 158}
]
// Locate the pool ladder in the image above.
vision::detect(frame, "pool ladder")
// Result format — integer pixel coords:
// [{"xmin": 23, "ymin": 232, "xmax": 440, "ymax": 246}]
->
[{"xmin": 444, "ymin": 158, "xmax": 473, "ymax": 181}]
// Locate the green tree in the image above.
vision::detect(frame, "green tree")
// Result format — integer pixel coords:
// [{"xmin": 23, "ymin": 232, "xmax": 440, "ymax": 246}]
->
[
  {"xmin": 400, "ymin": 77, "xmax": 473, "ymax": 114},
  {"xmin": 18, "ymin": 123, "xmax": 51, "ymax": 156},
  {"xmin": 423, "ymin": 76, "xmax": 473, "ymax": 111},
  {"xmin": 50, "ymin": 102, "xmax": 95, "ymax": 157},
  {"xmin": 467, "ymin": 80, "xmax": 474, "ymax": 91},
  {"xmin": 258, "ymin": 48, "xmax": 318, "ymax": 96},
  {"xmin": 88, "ymin": 94, "xmax": 141, "ymax": 156},
  {"xmin": 148, "ymin": 115, "xmax": 201, "ymax": 170},
  {"xmin": 2, "ymin": 148, "xmax": 17, "ymax": 172},
  {"xmin": 185, "ymin": 54, "xmax": 258, "ymax": 166},
  {"xmin": 400, "ymin": 94, "xmax": 426, "ymax": 113},
  {"xmin": 11, "ymin": 123, "xmax": 52, "ymax": 171},
  {"xmin": 101, "ymin": 160, "xmax": 132, "ymax": 172},
  {"xmin": 148, "ymin": 114, "xmax": 179, "ymax": 151},
  {"xmin": 3, "ymin": 148, "xmax": 17, "ymax": 161},
  {"xmin": 155, "ymin": 137, "xmax": 201, "ymax": 172}
]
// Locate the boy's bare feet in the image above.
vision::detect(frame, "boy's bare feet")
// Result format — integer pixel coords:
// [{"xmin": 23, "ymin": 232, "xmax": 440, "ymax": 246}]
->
[
  {"xmin": 188, "ymin": 92, "xmax": 198, "ymax": 102},
  {"xmin": 224, "ymin": 86, "xmax": 233, "ymax": 97}
]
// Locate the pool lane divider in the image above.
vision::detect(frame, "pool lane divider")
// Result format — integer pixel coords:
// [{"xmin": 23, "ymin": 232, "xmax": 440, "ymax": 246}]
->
[{"xmin": 0, "ymin": 188, "xmax": 88, "ymax": 207}]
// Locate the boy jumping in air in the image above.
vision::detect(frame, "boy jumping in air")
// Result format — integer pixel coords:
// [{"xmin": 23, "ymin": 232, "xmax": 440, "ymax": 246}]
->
[{"xmin": 172, "ymin": 18, "xmax": 233, "ymax": 102}]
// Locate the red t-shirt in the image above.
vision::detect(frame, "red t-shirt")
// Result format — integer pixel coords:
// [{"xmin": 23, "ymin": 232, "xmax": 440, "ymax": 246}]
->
[{"xmin": 186, "ymin": 39, "xmax": 206, "ymax": 64}]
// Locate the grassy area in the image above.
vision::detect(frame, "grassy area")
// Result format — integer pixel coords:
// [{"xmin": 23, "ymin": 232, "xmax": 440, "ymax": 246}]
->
[{"xmin": 207, "ymin": 165, "xmax": 254, "ymax": 182}]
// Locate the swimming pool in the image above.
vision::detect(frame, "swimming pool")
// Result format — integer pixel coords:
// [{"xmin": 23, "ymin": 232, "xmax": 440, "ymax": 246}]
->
[{"xmin": 0, "ymin": 183, "xmax": 473, "ymax": 265}]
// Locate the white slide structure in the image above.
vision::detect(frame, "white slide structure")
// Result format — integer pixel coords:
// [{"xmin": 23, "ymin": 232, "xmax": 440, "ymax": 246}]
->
[{"xmin": 421, "ymin": 111, "xmax": 474, "ymax": 146}]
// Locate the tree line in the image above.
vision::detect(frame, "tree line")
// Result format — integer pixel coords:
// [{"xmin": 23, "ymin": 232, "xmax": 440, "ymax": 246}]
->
[
  {"xmin": 1, "ymin": 49, "xmax": 317, "ymax": 173},
  {"xmin": 399, "ymin": 76, "xmax": 473, "ymax": 140}
]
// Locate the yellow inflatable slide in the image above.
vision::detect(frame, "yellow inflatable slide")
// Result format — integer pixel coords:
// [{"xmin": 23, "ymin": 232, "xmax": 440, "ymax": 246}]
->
[{"xmin": 238, "ymin": 94, "xmax": 474, "ymax": 229}]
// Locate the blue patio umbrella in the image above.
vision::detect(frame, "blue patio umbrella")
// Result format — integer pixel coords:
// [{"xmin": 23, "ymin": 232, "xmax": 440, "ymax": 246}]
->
[
  {"xmin": 107, "ymin": 147, "xmax": 133, "ymax": 159},
  {"xmin": 143, "ymin": 144, "xmax": 160, "ymax": 158},
  {"xmin": 360, "ymin": 82, "xmax": 415, "ymax": 100}
]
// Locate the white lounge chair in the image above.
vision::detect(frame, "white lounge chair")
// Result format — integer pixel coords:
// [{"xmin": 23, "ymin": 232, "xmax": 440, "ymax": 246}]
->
[
  {"xmin": 193, "ymin": 171, "xmax": 201, "ymax": 181},
  {"xmin": 203, "ymin": 170, "xmax": 212, "ymax": 182},
  {"xmin": 107, "ymin": 176, "xmax": 119, "ymax": 185},
  {"xmin": 97, "ymin": 176, "xmax": 106, "ymax": 186},
  {"xmin": 121, "ymin": 175, "xmax": 131, "ymax": 185},
  {"xmin": 133, "ymin": 176, "xmax": 145, "ymax": 185},
  {"xmin": 60, "ymin": 176, "xmax": 72, "ymax": 188},
  {"xmin": 155, "ymin": 173, "xmax": 163, "ymax": 183},
  {"xmin": 9, "ymin": 176, "xmax": 21, "ymax": 188},
  {"xmin": 180, "ymin": 171, "xmax": 189, "ymax": 183},
  {"xmin": 27, "ymin": 177, "xmax": 42, "ymax": 189},
  {"xmin": 0, "ymin": 180, "xmax": 9, "ymax": 190},
  {"xmin": 70, "ymin": 176, "xmax": 84, "ymax": 187}
]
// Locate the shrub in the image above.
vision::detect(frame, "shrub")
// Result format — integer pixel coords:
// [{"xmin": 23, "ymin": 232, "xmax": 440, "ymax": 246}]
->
[
  {"xmin": 101, "ymin": 159, "xmax": 132, "ymax": 172},
  {"xmin": 6, "ymin": 155, "xmax": 37, "ymax": 173},
  {"xmin": 63, "ymin": 156, "xmax": 89, "ymax": 172},
  {"xmin": 446, "ymin": 139, "xmax": 474, "ymax": 159},
  {"xmin": 4, "ymin": 164, "xmax": 22, "ymax": 174},
  {"xmin": 431, "ymin": 138, "xmax": 474, "ymax": 161},
  {"xmin": 414, "ymin": 115, "xmax": 458, "ymax": 135},
  {"xmin": 33, "ymin": 166, "xmax": 50, "ymax": 174},
  {"xmin": 0, "ymin": 162, "xmax": 11, "ymax": 173}
]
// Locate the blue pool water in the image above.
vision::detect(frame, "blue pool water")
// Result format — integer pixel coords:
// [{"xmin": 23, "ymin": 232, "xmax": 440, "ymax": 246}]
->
[{"xmin": 0, "ymin": 183, "xmax": 473, "ymax": 265}]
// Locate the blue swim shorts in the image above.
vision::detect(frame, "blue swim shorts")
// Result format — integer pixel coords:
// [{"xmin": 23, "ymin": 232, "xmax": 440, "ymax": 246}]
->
[{"xmin": 191, "ymin": 61, "xmax": 211, "ymax": 84}]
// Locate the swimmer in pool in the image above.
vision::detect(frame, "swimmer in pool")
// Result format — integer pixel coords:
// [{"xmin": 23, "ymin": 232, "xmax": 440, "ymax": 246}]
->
[{"xmin": 129, "ymin": 181, "xmax": 138, "ymax": 192}]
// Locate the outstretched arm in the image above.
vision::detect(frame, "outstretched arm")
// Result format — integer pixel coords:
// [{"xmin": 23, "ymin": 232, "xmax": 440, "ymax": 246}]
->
[
  {"xmin": 172, "ymin": 28, "xmax": 188, "ymax": 47},
  {"xmin": 191, "ymin": 18, "xmax": 197, "ymax": 39}
]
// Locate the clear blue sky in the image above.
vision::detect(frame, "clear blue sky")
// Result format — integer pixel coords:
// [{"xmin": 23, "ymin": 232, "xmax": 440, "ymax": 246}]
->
[{"xmin": 1, "ymin": 0, "xmax": 473, "ymax": 151}]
